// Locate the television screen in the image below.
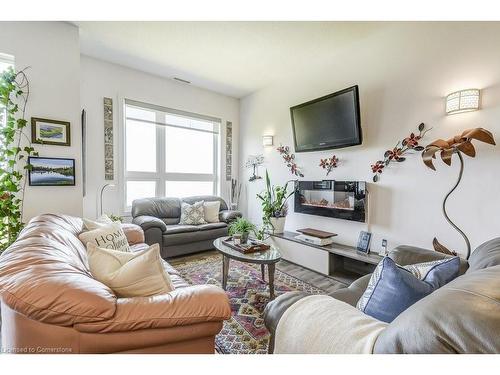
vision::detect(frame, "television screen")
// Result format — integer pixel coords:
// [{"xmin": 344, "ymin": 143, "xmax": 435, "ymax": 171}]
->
[{"xmin": 290, "ymin": 85, "xmax": 361, "ymax": 152}]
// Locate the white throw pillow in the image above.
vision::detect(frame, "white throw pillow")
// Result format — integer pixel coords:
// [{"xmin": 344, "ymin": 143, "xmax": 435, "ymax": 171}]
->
[
  {"xmin": 79, "ymin": 223, "xmax": 130, "ymax": 252},
  {"xmin": 83, "ymin": 214, "xmax": 114, "ymax": 230},
  {"xmin": 179, "ymin": 201, "xmax": 207, "ymax": 225},
  {"xmin": 203, "ymin": 201, "xmax": 221, "ymax": 223},
  {"xmin": 86, "ymin": 242, "xmax": 173, "ymax": 297}
]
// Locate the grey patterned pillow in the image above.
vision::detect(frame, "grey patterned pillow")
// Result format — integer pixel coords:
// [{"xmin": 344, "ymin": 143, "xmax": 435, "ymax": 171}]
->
[{"xmin": 179, "ymin": 201, "xmax": 207, "ymax": 225}]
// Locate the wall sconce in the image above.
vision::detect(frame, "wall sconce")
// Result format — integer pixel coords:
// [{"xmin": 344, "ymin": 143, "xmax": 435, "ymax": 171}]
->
[
  {"xmin": 445, "ymin": 89, "xmax": 480, "ymax": 115},
  {"xmin": 262, "ymin": 135, "xmax": 274, "ymax": 147}
]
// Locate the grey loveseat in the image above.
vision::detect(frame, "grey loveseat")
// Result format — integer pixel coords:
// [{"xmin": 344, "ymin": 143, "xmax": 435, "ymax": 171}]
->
[
  {"xmin": 132, "ymin": 195, "xmax": 241, "ymax": 258},
  {"xmin": 264, "ymin": 238, "xmax": 500, "ymax": 354}
]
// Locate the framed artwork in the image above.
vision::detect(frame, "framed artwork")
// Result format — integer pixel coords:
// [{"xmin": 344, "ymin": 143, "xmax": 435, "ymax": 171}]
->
[
  {"xmin": 356, "ymin": 231, "xmax": 372, "ymax": 254},
  {"xmin": 31, "ymin": 117, "xmax": 71, "ymax": 146},
  {"xmin": 28, "ymin": 156, "xmax": 75, "ymax": 186}
]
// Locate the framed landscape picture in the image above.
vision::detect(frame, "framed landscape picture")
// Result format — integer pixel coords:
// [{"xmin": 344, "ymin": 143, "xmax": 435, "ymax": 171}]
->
[
  {"xmin": 31, "ymin": 117, "xmax": 71, "ymax": 146},
  {"xmin": 28, "ymin": 157, "xmax": 75, "ymax": 186}
]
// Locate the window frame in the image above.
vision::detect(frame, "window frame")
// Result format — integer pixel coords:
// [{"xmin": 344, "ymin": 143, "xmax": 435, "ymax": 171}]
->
[{"xmin": 120, "ymin": 98, "xmax": 221, "ymax": 215}]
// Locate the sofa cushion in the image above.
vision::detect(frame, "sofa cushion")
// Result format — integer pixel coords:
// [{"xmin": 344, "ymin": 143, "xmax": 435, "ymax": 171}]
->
[
  {"xmin": 182, "ymin": 195, "xmax": 228, "ymax": 211},
  {"xmin": 132, "ymin": 197, "xmax": 181, "ymax": 221},
  {"xmin": 165, "ymin": 224, "xmax": 200, "ymax": 234},
  {"xmin": 374, "ymin": 265, "xmax": 500, "ymax": 353},
  {"xmin": 357, "ymin": 256, "xmax": 460, "ymax": 323},
  {"xmin": 74, "ymin": 285, "xmax": 231, "ymax": 334},
  {"xmin": 203, "ymin": 201, "xmax": 221, "ymax": 223},
  {"xmin": 87, "ymin": 243, "xmax": 173, "ymax": 298},
  {"xmin": 83, "ymin": 214, "xmax": 114, "ymax": 230},
  {"xmin": 179, "ymin": 201, "xmax": 207, "ymax": 225},
  {"xmin": 163, "ymin": 226, "xmax": 228, "ymax": 247},
  {"xmin": 468, "ymin": 237, "xmax": 500, "ymax": 271},
  {"xmin": 79, "ymin": 223, "xmax": 130, "ymax": 252},
  {"xmin": 198, "ymin": 222, "xmax": 227, "ymax": 231}
]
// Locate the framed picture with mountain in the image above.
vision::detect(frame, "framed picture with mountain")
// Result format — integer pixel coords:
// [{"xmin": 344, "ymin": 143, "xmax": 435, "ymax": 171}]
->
[
  {"xmin": 28, "ymin": 156, "xmax": 75, "ymax": 186},
  {"xmin": 31, "ymin": 117, "xmax": 71, "ymax": 146}
]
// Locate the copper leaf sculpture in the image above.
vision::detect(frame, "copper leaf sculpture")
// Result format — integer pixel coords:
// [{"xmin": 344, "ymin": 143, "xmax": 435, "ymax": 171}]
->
[
  {"xmin": 319, "ymin": 155, "xmax": 339, "ymax": 176},
  {"xmin": 371, "ymin": 123, "xmax": 431, "ymax": 182},
  {"xmin": 422, "ymin": 128, "xmax": 496, "ymax": 259},
  {"xmin": 277, "ymin": 145, "xmax": 304, "ymax": 177}
]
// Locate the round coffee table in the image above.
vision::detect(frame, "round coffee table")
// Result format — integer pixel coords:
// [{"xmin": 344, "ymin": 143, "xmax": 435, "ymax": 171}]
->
[{"xmin": 213, "ymin": 237, "xmax": 282, "ymax": 299}]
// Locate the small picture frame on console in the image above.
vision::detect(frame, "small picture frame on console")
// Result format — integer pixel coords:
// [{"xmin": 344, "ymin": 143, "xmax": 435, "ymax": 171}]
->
[{"xmin": 356, "ymin": 231, "xmax": 372, "ymax": 254}]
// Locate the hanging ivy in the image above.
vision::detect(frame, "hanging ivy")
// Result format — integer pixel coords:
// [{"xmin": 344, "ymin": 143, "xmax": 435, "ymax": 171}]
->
[{"xmin": 0, "ymin": 67, "xmax": 37, "ymax": 252}]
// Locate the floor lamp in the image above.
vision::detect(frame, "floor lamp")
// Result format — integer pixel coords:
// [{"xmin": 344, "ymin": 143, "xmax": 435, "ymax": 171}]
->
[
  {"xmin": 422, "ymin": 128, "xmax": 495, "ymax": 259},
  {"xmin": 99, "ymin": 183, "xmax": 115, "ymax": 217}
]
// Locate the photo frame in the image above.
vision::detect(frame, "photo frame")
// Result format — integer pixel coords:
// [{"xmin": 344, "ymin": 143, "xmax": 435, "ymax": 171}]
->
[
  {"xmin": 28, "ymin": 156, "xmax": 75, "ymax": 186},
  {"xmin": 356, "ymin": 231, "xmax": 372, "ymax": 254},
  {"xmin": 31, "ymin": 117, "xmax": 71, "ymax": 146}
]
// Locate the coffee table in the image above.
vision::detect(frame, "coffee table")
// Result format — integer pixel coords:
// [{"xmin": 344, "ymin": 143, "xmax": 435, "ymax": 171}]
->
[{"xmin": 213, "ymin": 237, "xmax": 282, "ymax": 299}]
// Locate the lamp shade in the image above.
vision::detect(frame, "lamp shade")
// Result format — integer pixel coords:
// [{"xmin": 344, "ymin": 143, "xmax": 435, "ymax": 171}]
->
[
  {"xmin": 262, "ymin": 135, "xmax": 274, "ymax": 146},
  {"xmin": 445, "ymin": 89, "xmax": 480, "ymax": 115}
]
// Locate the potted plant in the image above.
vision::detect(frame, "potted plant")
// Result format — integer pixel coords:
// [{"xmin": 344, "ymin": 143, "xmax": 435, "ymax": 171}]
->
[
  {"xmin": 256, "ymin": 170, "xmax": 295, "ymax": 234},
  {"xmin": 228, "ymin": 217, "xmax": 256, "ymax": 244}
]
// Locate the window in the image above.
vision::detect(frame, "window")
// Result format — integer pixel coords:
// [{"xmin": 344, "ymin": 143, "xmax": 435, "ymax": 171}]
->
[
  {"xmin": 0, "ymin": 54, "xmax": 14, "ymax": 171},
  {"xmin": 123, "ymin": 99, "xmax": 220, "ymax": 211}
]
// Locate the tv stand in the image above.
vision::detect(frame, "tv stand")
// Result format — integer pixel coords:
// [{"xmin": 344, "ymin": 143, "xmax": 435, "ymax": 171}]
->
[{"xmin": 268, "ymin": 231, "xmax": 382, "ymax": 284}]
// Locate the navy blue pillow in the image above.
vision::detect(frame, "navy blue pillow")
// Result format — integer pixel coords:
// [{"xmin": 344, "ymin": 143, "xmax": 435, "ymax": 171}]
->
[{"xmin": 357, "ymin": 256, "xmax": 460, "ymax": 323}]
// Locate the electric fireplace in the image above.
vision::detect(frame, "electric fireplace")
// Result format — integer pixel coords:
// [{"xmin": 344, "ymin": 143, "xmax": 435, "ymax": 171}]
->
[{"xmin": 294, "ymin": 180, "xmax": 367, "ymax": 222}]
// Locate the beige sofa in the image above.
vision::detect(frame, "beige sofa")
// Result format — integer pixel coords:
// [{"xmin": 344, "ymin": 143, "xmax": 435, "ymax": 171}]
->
[{"xmin": 0, "ymin": 214, "xmax": 231, "ymax": 354}]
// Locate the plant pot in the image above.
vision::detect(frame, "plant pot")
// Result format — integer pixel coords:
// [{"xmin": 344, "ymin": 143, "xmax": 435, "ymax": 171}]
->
[
  {"xmin": 240, "ymin": 232, "xmax": 249, "ymax": 244},
  {"xmin": 270, "ymin": 216, "xmax": 286, "ymax": 234}
]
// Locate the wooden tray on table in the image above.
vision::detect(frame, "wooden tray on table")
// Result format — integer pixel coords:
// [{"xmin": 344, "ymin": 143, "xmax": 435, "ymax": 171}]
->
[{"xmin": 222, "ymin": 237, "xmax": 270, "ymax": 254}]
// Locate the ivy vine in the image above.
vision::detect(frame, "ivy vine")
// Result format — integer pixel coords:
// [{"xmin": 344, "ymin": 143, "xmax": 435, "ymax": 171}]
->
[{"xmin": 0, "ymin": 67, "xmax": 37, "ymax": 252}]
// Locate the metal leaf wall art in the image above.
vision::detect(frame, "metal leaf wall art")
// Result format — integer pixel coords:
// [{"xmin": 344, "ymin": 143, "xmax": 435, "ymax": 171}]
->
[
  {"xmin": 422, "ymin": 127, "xmax": 496, "ymax": 259},
  {"xmin": 319, "ymin": 155, "xmax": 339, "ymax": 176},
  {"xmin": 371, "ymin": 123, "xmax": 431, "ymax": 182},
  {"xmin": 277, "ymin": 145, "xmax": 304, "ymax": 177}
]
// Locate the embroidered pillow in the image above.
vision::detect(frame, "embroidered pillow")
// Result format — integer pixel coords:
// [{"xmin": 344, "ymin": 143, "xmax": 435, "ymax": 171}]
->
[
  {"xmin": 357, "ymin": 256, "xmax": 460, "ymax": 323},
  {"xmin": 83, "ymin": 214, "xmax": 114, "ymax": 230},
  {"xmin": 179, "ymin": 201, "xmax": 207, "ymax": 225},
  {"xmin": 203, "ymin": 201, "xmax": 221, "ymax": 223},
  {"xmin": 79, "ymin": 223, "xmax": 130, "ymax": 252},
  {"xmin": 87, "ymin": 242, "xmax": 173, "ymax": 297}
]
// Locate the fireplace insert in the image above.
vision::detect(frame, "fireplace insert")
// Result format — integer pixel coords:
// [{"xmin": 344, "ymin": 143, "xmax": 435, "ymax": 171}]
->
[{"xmin": 294, "ymin": 180, "xmax": 367, "ymax": 222}]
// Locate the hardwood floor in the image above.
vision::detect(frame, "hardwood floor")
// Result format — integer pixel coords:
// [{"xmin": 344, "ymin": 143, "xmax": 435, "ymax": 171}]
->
[{"xmin": 170, "ymin": 249, "xmax": 347, "ymax": 295}]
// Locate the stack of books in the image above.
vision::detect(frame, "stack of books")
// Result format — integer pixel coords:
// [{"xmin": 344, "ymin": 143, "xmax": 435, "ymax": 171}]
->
[{"xmin": 294, "ymin": 228, "xmax": 337, "ymax": 246}]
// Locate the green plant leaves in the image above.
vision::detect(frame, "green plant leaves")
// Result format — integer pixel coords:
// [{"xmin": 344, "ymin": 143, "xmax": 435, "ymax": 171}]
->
[{"xmin": 0, "ymin": 67, "xmax": 32, "ymax": 252}]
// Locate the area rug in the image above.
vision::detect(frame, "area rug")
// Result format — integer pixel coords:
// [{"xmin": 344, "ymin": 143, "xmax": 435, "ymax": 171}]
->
[{"xmin": 170, "ymin": 252, "xmax": 327, "ymax": 354}]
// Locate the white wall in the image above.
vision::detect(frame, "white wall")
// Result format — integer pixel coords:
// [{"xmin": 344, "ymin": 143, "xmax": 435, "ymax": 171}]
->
[
  {"xmin": 239, "ymin": 22, "xmax": 500, "ymax": 257},
  {"xmin": 80, "ymin": 55, "xmax": 240, "ymax": 219},
  {"xmin": 0, "ymin": 22, "xmax": 82, "ymax": 220}
]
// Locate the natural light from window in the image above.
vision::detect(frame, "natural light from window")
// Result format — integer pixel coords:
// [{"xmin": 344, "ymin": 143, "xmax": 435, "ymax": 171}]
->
[
  {"xmin": 123, "ymin": 100, "xmax": 220, "ymax": 211},
  {"xmin": 0, "ymin": 54, "xmax": 14, "ymax": 171}
]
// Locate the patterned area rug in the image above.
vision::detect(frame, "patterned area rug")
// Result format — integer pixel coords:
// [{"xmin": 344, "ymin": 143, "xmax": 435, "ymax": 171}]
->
[{"xmin": 170, "ymin": 252, "xmax": 327, "ymax": 354}]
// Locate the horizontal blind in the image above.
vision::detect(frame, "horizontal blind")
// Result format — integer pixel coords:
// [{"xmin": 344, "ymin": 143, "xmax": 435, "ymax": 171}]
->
[{"xmin": 124, "ymin": 99, "xmax": 220, "ymax": 134}]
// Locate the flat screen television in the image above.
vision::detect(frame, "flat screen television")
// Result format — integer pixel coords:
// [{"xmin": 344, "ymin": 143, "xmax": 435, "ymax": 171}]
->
[{"xmin": 290, "ymin": 85, "xmax": 361, "ymax": 152}]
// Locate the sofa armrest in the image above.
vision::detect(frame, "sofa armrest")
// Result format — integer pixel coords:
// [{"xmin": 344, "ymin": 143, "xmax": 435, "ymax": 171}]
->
[
  {"xmin": 121, "ymin": 223, "xmax": 145, "ymax": 245},
  {"xmin": 73, "ymin": 285, "xmax": 231, "ymax": 333},
  {"xmin": 274, "ymin": 295, "xmax": 387, "ymax": 354},
  {"xmin": 389, "ymin": 245, "xmax": 468, "ymax": 274},
  {"xmin": 132, "ymin": 215, "xmax": 167, "ymax": 233},
  {"xmin": 219, "ymin": 210, "xmax": 242, "ymax": 223}
]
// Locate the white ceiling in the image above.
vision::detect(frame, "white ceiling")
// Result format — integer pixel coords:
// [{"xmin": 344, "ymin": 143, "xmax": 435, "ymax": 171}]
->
[{"xmin": 75, "ymin": 22, "xmax": 387, "ymax": 98}]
